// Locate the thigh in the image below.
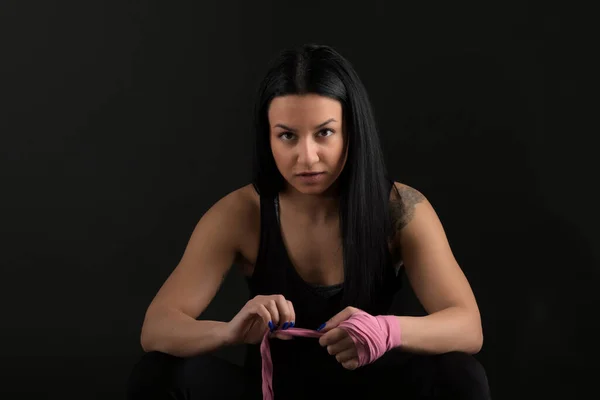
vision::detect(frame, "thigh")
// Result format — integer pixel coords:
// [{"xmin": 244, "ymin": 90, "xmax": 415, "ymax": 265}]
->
[
  {"xmin": 352, "ymin": 351, "xmax": 491, "ymax": 399},
  {"xmin": 127, "ymin": 351, "xmax": 258, "ymax": 400},
  {"xmin": 356, "ymin": 350, "xmax": 438, "ymax": 399},
  {"xmin": 432, "ymin": 352, "xmax": 491, "ymax": 400}
]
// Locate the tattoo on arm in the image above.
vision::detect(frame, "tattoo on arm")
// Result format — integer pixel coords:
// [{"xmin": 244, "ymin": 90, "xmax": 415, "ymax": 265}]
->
[{"xmin": 390, "ymin": 185, "xmax": 426, "ymax": 232}]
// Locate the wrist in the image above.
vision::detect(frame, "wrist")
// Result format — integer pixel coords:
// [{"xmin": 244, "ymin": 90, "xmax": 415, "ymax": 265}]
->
[
  {"xmin": 219, "ymin": 321, "xmax": 235, "ymax": 346},
  {"xmin": 375, "ymin": 315, "xmax": 402, "ymax": 350}
]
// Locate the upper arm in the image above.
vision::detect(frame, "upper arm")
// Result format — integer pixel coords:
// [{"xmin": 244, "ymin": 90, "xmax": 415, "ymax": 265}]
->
[
  {"xmin": 146, "ymin": 186, "xmax": 257, "ymax": 320},
  {"xmin": 391, "ymin": 183, "xmax": 480, "ymax": 316}
]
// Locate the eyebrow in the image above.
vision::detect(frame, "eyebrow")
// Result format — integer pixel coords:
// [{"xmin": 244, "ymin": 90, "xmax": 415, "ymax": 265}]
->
[{"xmin": 273, "ymin": 118, "xmax": 337, "ymax": 132}]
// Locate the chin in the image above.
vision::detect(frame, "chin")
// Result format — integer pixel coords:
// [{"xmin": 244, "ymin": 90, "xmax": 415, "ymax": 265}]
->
[
  {"xmin": 291, "ymin": 185, "xmax": 325, "ymax": 195},
  {"xmin": 290, "ymin": 181, "xmax": 336, "ymax": 196}
]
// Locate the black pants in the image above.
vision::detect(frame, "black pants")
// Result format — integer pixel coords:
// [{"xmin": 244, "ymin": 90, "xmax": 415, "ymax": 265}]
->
[{"xmin": 127, "ymin": 350, "xmax": 491, "ymax": 399}]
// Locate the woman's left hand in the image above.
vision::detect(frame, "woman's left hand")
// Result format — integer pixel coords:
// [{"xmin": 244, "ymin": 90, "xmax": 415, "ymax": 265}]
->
[{"xmin": 318, "ymin": 307, "xmax": 361, "ymax": 370}]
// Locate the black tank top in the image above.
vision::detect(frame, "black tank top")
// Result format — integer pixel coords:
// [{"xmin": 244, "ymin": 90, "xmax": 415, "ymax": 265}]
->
[{"xmin": 243, "ymin": 179, "xmax": 403, "ymax": 393}]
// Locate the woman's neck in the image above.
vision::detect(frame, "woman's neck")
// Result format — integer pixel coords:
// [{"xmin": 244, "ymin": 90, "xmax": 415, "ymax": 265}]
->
[{"xmin": 280, "ymin": 185, "xmax": 340, "ymax": 225}]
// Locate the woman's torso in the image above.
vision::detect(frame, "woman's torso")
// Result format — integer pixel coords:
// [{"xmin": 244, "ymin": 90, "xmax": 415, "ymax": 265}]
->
[
  {"xmin": 231, "ymin": 181, "xmax": 404, "ymax": 395},
  {"xmin": 233, "ymin": 183, "xmax": 402, "ymax": 285}
]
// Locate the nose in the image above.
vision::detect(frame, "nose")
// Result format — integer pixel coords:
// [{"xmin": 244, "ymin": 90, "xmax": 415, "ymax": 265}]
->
[{"xmin": 297, "ymin": 137, "xmax": 320, "ymax": 166}]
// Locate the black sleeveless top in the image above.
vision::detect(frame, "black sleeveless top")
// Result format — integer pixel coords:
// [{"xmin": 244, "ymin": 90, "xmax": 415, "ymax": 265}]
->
[{"xmin": 243, "ymin": 179, "xmax": 404, "ymax": 393}]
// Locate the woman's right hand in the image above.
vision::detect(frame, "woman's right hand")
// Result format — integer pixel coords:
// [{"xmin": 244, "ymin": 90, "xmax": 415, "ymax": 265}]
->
[{"xmin": 225, "ymin": 294, "xmax": 296, "ymax": 345}]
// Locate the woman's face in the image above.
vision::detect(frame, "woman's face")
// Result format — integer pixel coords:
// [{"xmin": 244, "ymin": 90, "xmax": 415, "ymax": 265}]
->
[{"xmin": 268, "ymin": 94, "xmax": 348, "ymax": 195}]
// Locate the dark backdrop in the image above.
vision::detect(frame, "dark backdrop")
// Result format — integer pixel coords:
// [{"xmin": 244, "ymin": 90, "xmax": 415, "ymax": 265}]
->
[{"xmin": 1, "ymin": 1, "xmax": 598, "ymax": 399}]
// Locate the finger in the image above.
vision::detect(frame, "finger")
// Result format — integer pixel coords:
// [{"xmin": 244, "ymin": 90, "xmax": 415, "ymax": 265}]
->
[
  {"xmin": 270, "ymin": 331, "xmax": 294, "ymax": 340},
  {"xmin": 319, "ymin": 306, "xmax": 360, "ymax": 333},
  {"xmin": 286, "ymin": 300, "xmax": 296, "ymax": 327},
  {"xmin": 272, "ymin": 295, "xmax": 292, "ymax": 328},
  {"xmin": 341, "ymin": 358, "xmax": 359, "ymax": 371},
  {"xmin": 254, "ymin": 304, "xmax": 272, "ymax": 328},
  {"xmin": 319, "ymin": 327, "xmax": 348, "ymax": 347},
  {"xmin": 325, "ymin": 336, "xmax": 354, "ymax": 356},
  {"xmin": 335, "ymin": 347, "xmax": 358, "ymax": 364},
  {"xmin": 263, "ymin": 299, "xmax": 280, "ymax": 327}
]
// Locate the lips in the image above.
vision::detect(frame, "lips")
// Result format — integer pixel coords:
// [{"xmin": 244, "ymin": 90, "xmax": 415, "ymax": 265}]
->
[{"xmin": 297, "ymin": 172, "xmax": 324, "ymax": 176}]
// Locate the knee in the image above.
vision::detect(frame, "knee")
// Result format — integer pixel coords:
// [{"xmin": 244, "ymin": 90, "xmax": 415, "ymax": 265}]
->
[
  {"xmin": 127, "ymin": 351, "xmax": 185, "ymax": 399},
  {"xmin": 434, "ymin": 352, "xmax": 491, "ymax": 400},
  {"xmin": 127, "ymin": 351, "xmax": 249, "ymax": 400}
]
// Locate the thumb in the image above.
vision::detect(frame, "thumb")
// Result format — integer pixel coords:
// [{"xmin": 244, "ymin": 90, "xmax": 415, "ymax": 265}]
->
[
  {"xmin": 270, "ymin": 331, "xmax": 294, "ymax": 340},
  {"xmin": 318, "ymin": 307, "xmax": 360, "ymax": 333}
]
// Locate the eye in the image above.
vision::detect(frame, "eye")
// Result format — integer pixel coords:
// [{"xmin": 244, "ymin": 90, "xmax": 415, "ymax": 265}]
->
[
  {"xmin": 277, "ymin": 129, "xmax": 334, "ymax": 141},
  {"xmin": 318, "ymin": 128, "xmax": 335, "ymax": 137},
  {"xmin": 278, "ymin": 132, "xmax": 295, "ymax": 141}
]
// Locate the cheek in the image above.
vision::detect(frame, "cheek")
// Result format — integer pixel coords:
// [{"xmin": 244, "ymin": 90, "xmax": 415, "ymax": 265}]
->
[
  {"xmin": 332, "ymin": 137, "xmax": 347, "ymax": 164},
  {"xmin": 269, "ymin": 137, "xmax": 280, "ymax": 158},
  {"xmin": 270, "ymin": 141, "xmax": 291, "ymax": 168}
]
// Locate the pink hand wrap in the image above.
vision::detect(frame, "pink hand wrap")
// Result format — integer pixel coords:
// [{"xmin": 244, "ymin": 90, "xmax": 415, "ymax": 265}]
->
[{"xmin": 259, "ymin": 311, "xmax": 401, "ymax": 400}]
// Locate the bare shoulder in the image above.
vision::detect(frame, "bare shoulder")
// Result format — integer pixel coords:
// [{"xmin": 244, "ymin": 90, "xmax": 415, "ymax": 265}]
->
[
  {"xmin": 194, "ymin": 183, "xmax": 260, "ymax": 252},
  {"xmin": 230, "ymin": 183, "xmax": 260, "ymax": 215},
  {"xmin": 144, "ymin": 184, "xmax": 260, "ymax": 319},
  {"xmin": 227, "ymin": 184, "xmax": 261, "ymax": 267},
  {"xmin": 218, "ymin": 183, "xmax": 260, "ymax": 235},
  {"xmin": 389, "ymin": 181, "xmax": 428, "ymax": 232}
]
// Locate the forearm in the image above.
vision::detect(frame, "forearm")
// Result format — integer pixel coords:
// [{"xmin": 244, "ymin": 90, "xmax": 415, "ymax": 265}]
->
[
  {"xmin": 141, "ymin": 307, "xmax": 231, "ymax": 358},
  {"xmin": 395, "ymin": 306, "xmax": 483, "ymax": 354}
]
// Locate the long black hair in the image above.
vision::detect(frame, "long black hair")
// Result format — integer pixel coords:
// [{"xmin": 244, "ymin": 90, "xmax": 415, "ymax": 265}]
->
[{"xmin": 251, "ymin": 44, "xmax": 396, "ymax": 311}]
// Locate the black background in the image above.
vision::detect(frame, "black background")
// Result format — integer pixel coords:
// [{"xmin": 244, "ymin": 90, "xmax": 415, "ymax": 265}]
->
[{"xmin": 1, "ymin": 1, "xmax": 598, "ymax": 398}]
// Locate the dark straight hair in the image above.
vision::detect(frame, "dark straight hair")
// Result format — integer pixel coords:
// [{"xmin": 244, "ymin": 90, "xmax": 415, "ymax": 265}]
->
[{"xmin": 251, "ymin": 44, "xmax": 397, "ymax": 311}]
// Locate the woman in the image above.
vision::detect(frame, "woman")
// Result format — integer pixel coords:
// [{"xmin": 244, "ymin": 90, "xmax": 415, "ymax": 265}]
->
[{"xmin": 128, "ymin": 44, "xmax": 491, "ymax": 399}]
